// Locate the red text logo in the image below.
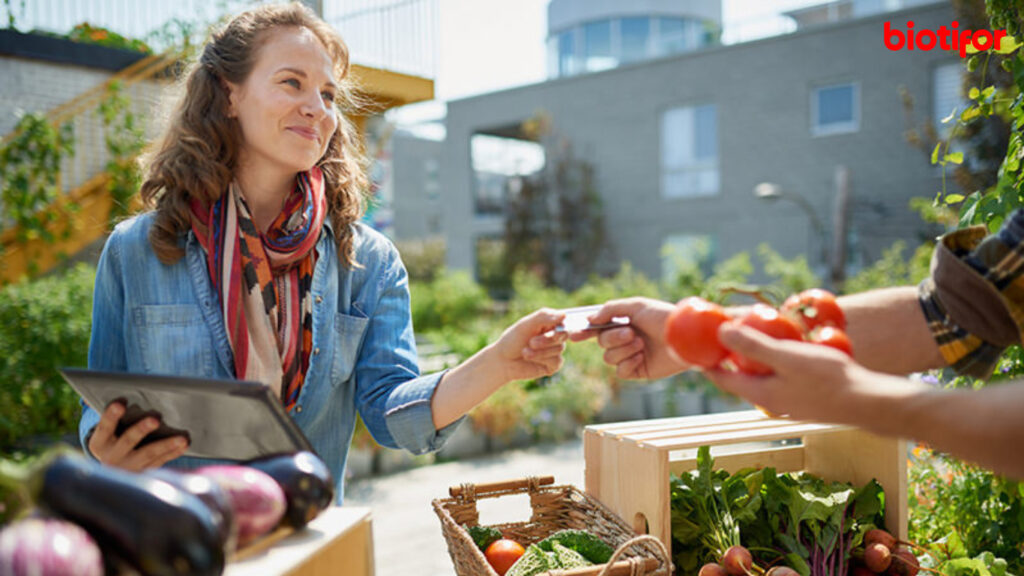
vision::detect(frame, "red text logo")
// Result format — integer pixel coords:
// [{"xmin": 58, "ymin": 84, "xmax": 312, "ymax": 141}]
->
[{"xmin": 884, "ymin": 20, "xmax": 1006, "ymax": 57}]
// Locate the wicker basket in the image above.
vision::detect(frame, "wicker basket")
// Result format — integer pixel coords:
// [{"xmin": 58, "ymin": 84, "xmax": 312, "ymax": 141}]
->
[{"xmin": 432, "ymin": 476, "xmax": 672, "ymax": 576}]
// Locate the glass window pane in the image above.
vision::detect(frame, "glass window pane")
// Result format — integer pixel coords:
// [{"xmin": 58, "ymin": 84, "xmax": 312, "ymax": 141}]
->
[
  {"xmin": 658, "ymin": 17, "xmax": 686, "ymax": 55},
  {"xmin": 694, "ymin": 105, "xmax": 717, "ymax": 160},
  {"xmin": 558, "ymin": 30, "xmax": 576, "ymax": 76},
  {"xmin": 933, "ymin": 62, "xmax": 964, "ymax": 137},
  {"xmin": 817, "ymin": 85, "xmax": 854, "ymax": 126},
  {"xmin": 661, "ymin": 108, "xmax": 693, "ymax": 169},
  {"xmin": 584, "ymin": 20, "xmax": 615, "ymax": 71},
  {"xmin": 621, "ymin": 17, "xmax": 650, "ymax": 63},
  {"xmin": 661, "ymin": 104, "xmax": 719, "ymax": 198}
]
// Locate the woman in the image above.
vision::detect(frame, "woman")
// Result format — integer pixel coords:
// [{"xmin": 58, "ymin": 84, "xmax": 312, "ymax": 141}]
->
[{"xmin": 78, "ymin": 2, "xmax": 567, "ymax": 499}]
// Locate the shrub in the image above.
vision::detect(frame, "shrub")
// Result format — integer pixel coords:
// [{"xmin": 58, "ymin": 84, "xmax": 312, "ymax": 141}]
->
[{"xmin": 0, "ymin": 264, "xmax": 95, "ymax": 454}]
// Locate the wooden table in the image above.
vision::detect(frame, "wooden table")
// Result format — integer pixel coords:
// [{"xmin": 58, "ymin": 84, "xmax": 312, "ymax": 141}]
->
[{"xmin": 225, "ymin": 507, "xmax": 374, "ymax": 576}]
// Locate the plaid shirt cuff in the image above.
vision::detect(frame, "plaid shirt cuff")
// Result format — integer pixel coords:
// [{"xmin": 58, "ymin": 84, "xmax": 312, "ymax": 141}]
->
[{"xmin": 917, "ymin": 209, "xmax": 1024, "ymax": 379}]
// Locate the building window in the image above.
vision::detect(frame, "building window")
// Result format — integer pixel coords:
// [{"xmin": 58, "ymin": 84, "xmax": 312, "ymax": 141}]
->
[
  {"xmin": 811, "ymin": 82, "xmax": 859, "ymax": 136},
  {"xmin": 423, "ymin": 159, "xmax": 439, "ymax": 200},
  {"xmin": 933, "ymin": 61, "xmax": 965, "ymax": 138},
  {"xmin": 620, "ymin": 17, "xmax": 650, "ymax": 64},
  {"xmin": 661, "ymin": 234, "xmax": 714, "ymax": 284},
  {"xmin": 583, "ymin": 20, "xmax": 615, "ymax": 72},
  {"xmin": 557, "ymin": 29, "xmax": 576, "ymax": 77},
  {"xmin": 661, "ymin": 104, "xmax": 719, "ymax": 198}
]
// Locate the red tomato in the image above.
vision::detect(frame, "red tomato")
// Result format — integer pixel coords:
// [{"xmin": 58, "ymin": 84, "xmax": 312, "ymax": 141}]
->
[
  {"xmin": 811, "ymin": 326, "xmax": 853, "ymax": 356},
  {"xmin": 485, "ymin": 539, "xmax": 526, "ymax": 576},
  {"xmin": 729, "ymin": 305, "xmax": 804, "ymax": 375},
  {"xmin": 664, "ymin": 297, "xmax": 731, "ymax": 369},
  {"xmin": 781, "ymin": 289, "xmax": 846, "ymax": 332}
]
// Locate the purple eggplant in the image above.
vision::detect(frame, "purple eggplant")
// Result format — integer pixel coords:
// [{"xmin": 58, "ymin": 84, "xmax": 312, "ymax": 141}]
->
[
  {"xmin": 244, "ymin": 452, "xmax": 334, "ymax": 529},
  {"xmin": 0, "ymin": 517, "xmax": 103, "ymax": 576},
  {"xmin": 194, "ymin": 465, "xmax": 286, "ymax": 547},
  {"xmin": 143, "ymin": 468, "xmax": 238, "ymax": 554},
  {"xmin": 35, "ymin": 454, "xmax": 224, "ymax": 576}
]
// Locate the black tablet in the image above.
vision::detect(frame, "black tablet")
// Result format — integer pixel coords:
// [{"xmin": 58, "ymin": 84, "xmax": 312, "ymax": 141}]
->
[{"xmin": 61, "ymin": 368, "xmax": 314, "ymax": 461}]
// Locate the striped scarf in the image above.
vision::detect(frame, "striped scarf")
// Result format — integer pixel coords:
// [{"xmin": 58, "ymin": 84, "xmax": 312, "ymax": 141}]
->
[{"xmin": 190, "ymin": 167, "xmax": 326, "ymax": 411}]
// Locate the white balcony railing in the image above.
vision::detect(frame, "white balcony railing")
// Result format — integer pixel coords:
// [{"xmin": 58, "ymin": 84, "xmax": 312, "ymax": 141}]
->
[{"xmin": 1, "ymin": 0, "xmax": 437, "ymax": 79}]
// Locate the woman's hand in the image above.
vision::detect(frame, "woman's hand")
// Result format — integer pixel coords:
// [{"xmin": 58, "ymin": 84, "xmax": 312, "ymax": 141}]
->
[
  {"xmin": 490, "ymin": 308, "xmax": 568, "ymax": 382},
  {"xmin": 87, "ymin": 402, "xmax": 190, "ymax": 472},
  {"xmin": 570, "ymin": 297, "xmax": 688, "ymax": 380},
  {"xmin": 430, "ymin": 308, "xmax": 567, "ymax": 429}
]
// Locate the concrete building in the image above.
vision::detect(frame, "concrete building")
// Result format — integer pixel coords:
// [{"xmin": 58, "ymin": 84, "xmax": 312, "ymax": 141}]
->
[{"xmin": 395, "ymin": 1, "xmax": 963, "ymax": 286}]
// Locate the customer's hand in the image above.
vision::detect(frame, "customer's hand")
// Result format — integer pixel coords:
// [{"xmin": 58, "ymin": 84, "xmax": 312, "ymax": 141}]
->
[
  {"xmin": 88, "ymin": 402, "xmax": 189, "ymax": 471},
  {"xmin": 490, "ymin": 308, "xmax": 568, "ymax": 382},
  {"xmin": 570, "ymin": 298, "xmax": 688, "ymax": 380}
]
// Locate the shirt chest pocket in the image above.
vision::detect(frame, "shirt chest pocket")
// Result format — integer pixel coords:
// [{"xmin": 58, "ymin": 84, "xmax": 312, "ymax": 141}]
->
[
  {"xmin": 133, "ymin": 305, "xmax": 216, "ymax": 376},
  {"xmin": 331, "ymin": 313, "xmax": 369, "ymax": 387}
]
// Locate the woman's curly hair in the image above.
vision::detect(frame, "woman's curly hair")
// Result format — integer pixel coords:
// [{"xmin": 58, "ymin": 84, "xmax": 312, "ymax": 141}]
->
[{"xmin": 140, "ymin": 2, "xmax": 368, "ymax": 267}]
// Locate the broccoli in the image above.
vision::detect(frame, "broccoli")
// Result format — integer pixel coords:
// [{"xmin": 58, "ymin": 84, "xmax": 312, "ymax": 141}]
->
[
  {"xmin": 538, "ymin": 529, "xmax": 615, "ymax": 564},
  {"xmin": 463, "ymin": 524, "xmax": 502, "ymax": 552}
]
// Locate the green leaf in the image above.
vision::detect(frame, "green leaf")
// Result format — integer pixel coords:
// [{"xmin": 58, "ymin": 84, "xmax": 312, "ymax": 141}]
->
[
  {"xmin": 944, "ymin": 152, "xmax": 964, "ymax": 165},
  {"xmin": 941, "ymin": 107, "xmax": 958, "ymax": 124},
  {"xmin": 945, "ymin": 194, "xmax": 966, "ymax": 204},
  {"xmin": 995, "ymin": 36, "xmax": 1021, "ymax": 54},
  {"xmin": 970, "ymin": 87, "xmax": 981, "ymax": 100},
  {"xmin": 931, "ymin": 142, "xmax": 942, "ymax": 164}
]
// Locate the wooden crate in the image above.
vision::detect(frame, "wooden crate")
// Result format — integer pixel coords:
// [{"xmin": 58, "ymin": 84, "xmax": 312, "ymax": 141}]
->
[{"xmin": 584, "ymin": 410, "xmax": 907, "ymax": 555}]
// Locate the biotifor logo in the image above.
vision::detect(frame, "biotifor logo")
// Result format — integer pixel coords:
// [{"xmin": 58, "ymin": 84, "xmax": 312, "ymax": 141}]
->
[{"xmin": 884, "ymin": 21, "xmax": 1007, "ymax": 58}]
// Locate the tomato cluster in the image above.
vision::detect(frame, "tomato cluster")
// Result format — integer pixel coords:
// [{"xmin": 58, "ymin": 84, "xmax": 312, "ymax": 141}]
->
[{"xmin": 664, "ymin": 289, "xmax": 852, "ymax": 375}]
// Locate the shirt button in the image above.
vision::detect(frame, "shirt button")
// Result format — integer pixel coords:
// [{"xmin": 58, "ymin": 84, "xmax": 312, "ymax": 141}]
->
[
  {"xmin": 315, "ymin": 296, "xmax": 323, "ymax": 304},
  {"xmin": 313, "ymin": 348, "xmax": 320, "ymax": 355},
  {"xmin": 296, "ymin": 405, "xmax": 303, "ymax": 413}
]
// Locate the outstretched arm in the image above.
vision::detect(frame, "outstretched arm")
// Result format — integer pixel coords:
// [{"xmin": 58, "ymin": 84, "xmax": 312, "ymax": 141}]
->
[
  {"xmin": 576, "ymin": 288, "xmax": 948, "ymax": 381},
  {"xmin": 430, "ymin": 309, "xmax": 567, "ymax": 429},
  {"xmin": 707, "ymin": 323, "xmax": 1024, "ymax": 479}
]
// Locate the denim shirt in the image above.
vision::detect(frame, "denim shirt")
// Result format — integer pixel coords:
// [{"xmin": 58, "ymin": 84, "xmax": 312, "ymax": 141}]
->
[{"xmin": 78, "ymin": 212, "xmax": 462, "ymax": 501}]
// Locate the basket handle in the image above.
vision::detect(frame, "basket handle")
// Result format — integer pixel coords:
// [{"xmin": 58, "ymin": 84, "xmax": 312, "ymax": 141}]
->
[
  {"xmin": 546, "ymin": 535, "xmax": 671, "ymax": 576},
  {"xmin": 448, "ymin": 475, "xmax": 555, "ymax": 498}
]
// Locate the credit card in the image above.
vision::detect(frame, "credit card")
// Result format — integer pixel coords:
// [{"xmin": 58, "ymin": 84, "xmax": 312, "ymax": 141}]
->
[{"xmin": 554, "ymin": 305, "xmax": 630, "ymax": 333}]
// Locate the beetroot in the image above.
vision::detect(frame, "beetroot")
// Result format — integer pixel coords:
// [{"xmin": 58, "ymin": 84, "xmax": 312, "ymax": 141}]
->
[
  {"xmin": 195, "ymin": 465, "xmax": 286, "ymax": 547},
  {"xmin": 864, "ymin": 529, "xmax": 897, "ymax": 551},
  {"xmin": 864, "ymin": 542, "xmax": 892, "ymax": 573},
  {"xmin": 0, "ymin": 517, "xmax": 103, "ymax": 576},
  {"xmin": 887, "ymin": 548, "xmax": 919, "ymax": 576},
  {"xmin": 765, "ymin": 567, "xmax": 800, "ymax": 576},
  {"xmin": 721, "ymin": 545, "xmax": 753, "ymax": 576},
  {"xmin": 700, "ymin": 562, "xmax": 729, "ymax": 576}
]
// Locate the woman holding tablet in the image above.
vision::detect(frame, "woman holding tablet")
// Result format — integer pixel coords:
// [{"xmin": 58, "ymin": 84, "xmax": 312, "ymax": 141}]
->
[{"xmin": 78, "ymin": 2, "xmax": 567, "ymax": 499}]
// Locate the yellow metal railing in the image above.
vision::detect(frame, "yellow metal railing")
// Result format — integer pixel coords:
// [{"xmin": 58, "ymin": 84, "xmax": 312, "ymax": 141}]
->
[{"xmin": 0, "ymin": 51, "xmax": 180, "ymax": 283}]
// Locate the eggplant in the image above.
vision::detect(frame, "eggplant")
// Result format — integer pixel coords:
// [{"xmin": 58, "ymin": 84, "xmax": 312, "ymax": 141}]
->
[
  {"xmin": 143, "ymin": 468, "xmax": 238, "ymax": 554},
  {"xmin": 0, "ymin": 517, "xmax": 103, "ymax": 576},
  {"xmin": 194, "ymin": 465, "xmax": 285, "ymax": 547},
  {"xmin": 244, "ymin": 452, "xmax": 334, "ymax": 529},
  {"xmin": 34, "ymin": 454, "xmax": 224, "ymax": 576}
]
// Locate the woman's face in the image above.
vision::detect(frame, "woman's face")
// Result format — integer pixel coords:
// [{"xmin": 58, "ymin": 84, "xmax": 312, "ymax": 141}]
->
[{"xmin": 227, "ymin": 26, "xmax": 339, "ymax": 175}]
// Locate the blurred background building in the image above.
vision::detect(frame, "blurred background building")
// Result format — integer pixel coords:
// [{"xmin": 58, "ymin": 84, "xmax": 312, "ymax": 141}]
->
[{"xmin": 390, "ymin": 0, "xmax": 959, "ymax": 288}]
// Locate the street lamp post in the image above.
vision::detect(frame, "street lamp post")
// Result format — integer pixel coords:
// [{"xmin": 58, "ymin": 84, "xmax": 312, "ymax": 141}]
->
[
  {"xmin": 754, "ymin": 165, "xmax": 851, "ymax": 290},
  {"xmin": 752, "ymin": 182, "xmax": 830, "ymax": 275}
]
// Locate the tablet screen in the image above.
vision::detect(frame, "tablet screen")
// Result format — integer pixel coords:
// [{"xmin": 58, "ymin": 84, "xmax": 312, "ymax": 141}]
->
[{"xmin": 62, "ymin": 368, "xmax": 314, "ymax": 461}]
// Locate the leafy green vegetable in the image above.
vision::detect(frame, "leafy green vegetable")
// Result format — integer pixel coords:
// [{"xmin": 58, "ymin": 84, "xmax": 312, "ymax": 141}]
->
[
  {"xmin": 464, "ymin": 524, "xmax": 502, "ymax": 551},
  {"xmin": 550, "ymin": 542, "xmax": 593, "ymax": 569},
  {"xmin": 669, "ymin": 446, "xmax": 886, "ymax": 576},
  {"xmin": 538, "ymin": 529, "xmax": 614, "ymax": 564},
  {"xmin": 506, "ymin": 544, "xmax": 552, "ymax": 576}
]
